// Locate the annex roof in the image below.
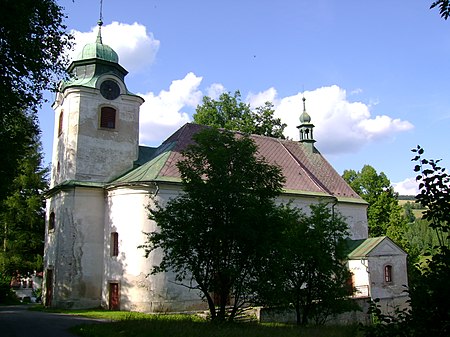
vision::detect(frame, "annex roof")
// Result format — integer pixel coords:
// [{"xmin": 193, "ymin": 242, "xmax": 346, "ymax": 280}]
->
[
  {"xmin": 346, "ymin": 236, "xmax": 407, "ymax": 259},
  {"xmin": 111, "ymin": 123, "xmax": 364, "ymax": 202}
]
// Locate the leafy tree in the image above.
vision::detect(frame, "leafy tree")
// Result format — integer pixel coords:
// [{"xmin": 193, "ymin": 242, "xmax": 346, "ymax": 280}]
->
[
  {"xmin": 193, "ymin": 91, "xmax": 286, "ymax": 138},
  {"xmin": 0, "ymin": 0, "xmax": 72, "ymax": 203},
  {"xmin": 0, "ymin": 0, "xmax": 72, "ymax": 114},
  {"xmin": 141, "ymin": 127, "xmax": 287, "ymax": 321},
  {"xmin": 342, "ymin": 165, "xmax": 405, "ymax": 238},
  {"xmin": 363, "ymin": 146, "xmax": 450, "ymax": 337},
  {"xmin": 431, "ymin": 0, "xmax": 450, "ymax": 20},
  {"xmin": 0, "ymin": 134, "xmax": 48, "ymax": 277},
  {"xmin": 256, "ymin": 203, "xmax": 353, "ymax": 325}
]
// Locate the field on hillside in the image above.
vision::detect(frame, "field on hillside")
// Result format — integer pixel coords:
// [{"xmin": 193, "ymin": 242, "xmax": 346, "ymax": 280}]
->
[{"xmin": 398, "ymin": 198, "xmax": 426, "ymax": 219}]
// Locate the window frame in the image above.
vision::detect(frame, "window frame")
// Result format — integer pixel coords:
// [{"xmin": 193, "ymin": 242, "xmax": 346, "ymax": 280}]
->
[
  {"xmin": 111, "ymin": 232, "xmax": 119, "ymax": 257},
  {"xmin": 99, "ymin": 106, "xmax": 117, "ymax": 130},
  {"xmin": 58, "ymin": 110, "xmax": 64, "ymax": 136},
  {"xmin": 384, "ymin": 264, "xmax": 393, "ymax": 283},
  {"xmin": 49, "ymin": 211, "xmax": 55, "ymax": 231}
]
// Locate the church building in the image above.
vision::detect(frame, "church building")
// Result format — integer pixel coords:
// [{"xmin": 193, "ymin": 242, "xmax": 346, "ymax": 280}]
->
[{"xmin": 43, "ymin": 22, "xmax": 408, "ymax": 314}]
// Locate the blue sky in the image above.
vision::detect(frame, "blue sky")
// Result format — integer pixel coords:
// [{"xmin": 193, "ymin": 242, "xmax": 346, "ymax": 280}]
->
[{"xmin": 39, "ymin": 0, "xmax": 450, "ymax": 194}]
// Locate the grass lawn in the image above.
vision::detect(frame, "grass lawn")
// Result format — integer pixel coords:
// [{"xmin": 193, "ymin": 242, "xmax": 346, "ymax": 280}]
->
[{"xmin": 30, "ymin": 308, "xmax": 362, "ymax": 337}]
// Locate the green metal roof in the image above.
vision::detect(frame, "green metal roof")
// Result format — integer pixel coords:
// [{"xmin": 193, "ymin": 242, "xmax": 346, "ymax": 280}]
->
[
  {"xmin": 346, "ymin": 237, "xmax": 387, "ymax": 259},
  {"xmin": 112, "ymin": 142, "xmax": 177, "ymax": 184},
  {"xmin": 76, "ymin": 41, "xmax": 119, "ymax": 63}
]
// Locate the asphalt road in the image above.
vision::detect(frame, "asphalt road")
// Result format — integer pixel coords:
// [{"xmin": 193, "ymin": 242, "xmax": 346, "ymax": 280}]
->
[{"xmin": 0, "ymin": 305, "xmax": 105, "ymax": 337}]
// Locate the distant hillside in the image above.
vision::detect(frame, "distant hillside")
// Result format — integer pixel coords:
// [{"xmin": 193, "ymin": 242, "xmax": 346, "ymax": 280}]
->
[{"xmin": 398, "ymin": 195, "xmax": 417, "ymax": 201}]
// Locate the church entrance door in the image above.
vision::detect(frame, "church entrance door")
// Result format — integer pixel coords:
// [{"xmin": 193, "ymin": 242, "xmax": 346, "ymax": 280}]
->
[
  {"xmin": 109, "ymin": 282, "xmax": 120, "ymax": 310},
  {"xmin": 45, "ymin": 269, "xmax": 53, "ymax": 306}
]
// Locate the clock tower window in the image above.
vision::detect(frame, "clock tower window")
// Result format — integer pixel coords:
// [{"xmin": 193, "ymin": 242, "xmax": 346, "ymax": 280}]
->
[{"xmin": 100, "ymin": 106, "xmax": 116, "ymax": 129}]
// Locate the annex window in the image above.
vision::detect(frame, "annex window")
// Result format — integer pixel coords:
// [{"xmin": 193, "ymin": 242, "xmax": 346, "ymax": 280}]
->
[
  {"xmin": 58, "ymin": 110, "xmax": 64, "ymax": 136},
  {"xmin": 384, "ymin": 265, "xmax": 393, "ymax": 283},
  {"xmin": 111, "ymin": 232, "xmax": 119, "ymax": 257},
  {"xmin": 49, "ymin": 212, "xmax": 55, "ymax": 231},
  {"xmin": 100, "ymin": 107, "xmax": 116, "ymax": 129}
]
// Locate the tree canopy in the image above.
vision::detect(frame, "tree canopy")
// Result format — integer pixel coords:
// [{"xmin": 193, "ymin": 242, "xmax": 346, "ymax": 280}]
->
[
  {"xmin": 193, "ymin": 91, "xmax": 286, "ymax": 139},
  {"xmin": 0, "ymin": 0, "xmax": 72, "ymax": 114},
  {"xmin": 342, "ymin": 165, "xmax": 405, "ymax": 238},
  {"xmin": 256, "ymin": 203, "xmax": 353, "ymax": 325},
  {"xmin": 363, "ymin": 146, "xmax": 450, "ymax": 337},
  {"xmin": 0, "ymin": 132, "xmax": 48, "ymax": 276},
  {"xmin": 431, "ymin": 0, "xmax": 450, "ymax": 20},
  {"xmin": 0, "ymin": 0, "xmax": 71, "ymax": 205},
  {"xmin": 141, "ymin": 127, "xmax": 287, "ymax": 321}
]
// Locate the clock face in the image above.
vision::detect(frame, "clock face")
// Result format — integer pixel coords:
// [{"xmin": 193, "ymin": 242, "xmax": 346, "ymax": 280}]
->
[{"xmin": 100, "ymin": 80, "xmax": 120, "ymax": 100}]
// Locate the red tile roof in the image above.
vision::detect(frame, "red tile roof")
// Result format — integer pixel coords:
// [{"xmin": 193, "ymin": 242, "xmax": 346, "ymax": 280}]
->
[{"xmin": 116, "ymin": 123, "xmax": 362, "ymax": 201}]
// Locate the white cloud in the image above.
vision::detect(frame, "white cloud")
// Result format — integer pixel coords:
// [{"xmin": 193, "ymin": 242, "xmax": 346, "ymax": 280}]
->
[
  {"xmin": 70, "ymin": 22, "xmax": 160, "ymax": 72},
  {"xmin": 247, "ymin": 87, "xmax": 278, "ymax": 108},
  {"xmin": 262, "ymin": 85, "xmax": 414, "ymax": 154},
  {"xmin": 138, "ymin": 72, "xmax": 203, "ymax": 144},
  {"xmin": 206, "ymin": 83, "xmax": 226, "ymax": 99},
  {"xmin": 393, "ymin": 177, "xmax": 419, "ymax": 195}
]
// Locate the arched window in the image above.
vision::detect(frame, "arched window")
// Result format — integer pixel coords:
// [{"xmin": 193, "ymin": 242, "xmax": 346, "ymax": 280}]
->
[
  {"xmin": 384, "ymin": 265, "xmax": 393, "ymax": 283},
  {"xmin": 100, "ymin": 107, "xmax": 116, "ymax": 129},
  {"xmin": 49, "ymin": 212, "xmax": 55, "ymax": 231},
  {"xmin": 58, "ymin": 110, "xmax": 64, "ymax": 136}
]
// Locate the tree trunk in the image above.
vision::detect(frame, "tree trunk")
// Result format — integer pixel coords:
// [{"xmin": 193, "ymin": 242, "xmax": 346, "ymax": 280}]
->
[
  {"xmin": 204, "ymin": 290, "xmax": 217, "ymax": 320},
  {"xmin": 295, "ymin": 302, "xmax": 302, "ymax": 325}
]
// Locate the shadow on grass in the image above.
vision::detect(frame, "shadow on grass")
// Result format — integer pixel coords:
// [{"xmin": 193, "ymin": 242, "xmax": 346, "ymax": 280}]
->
[{"xmin": 70, "ymin": 314, "xmax": 362, "ymax": 337}]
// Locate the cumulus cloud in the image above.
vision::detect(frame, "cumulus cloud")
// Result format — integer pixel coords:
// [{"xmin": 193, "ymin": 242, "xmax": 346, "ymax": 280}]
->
[
  {"xmin": 393, "ymin": 177, "xmax": 419, "ymax": 195},
  {"xmin": 206, "ymin": 83, "xmax": 226, "ymax": 99},
  {"xmin": 249, "ymin": 85, "xmax": 413, "ymax": 155},
  {"xmin": 247, "ymin": 87, "xmax": 278, "ymax": 108},
  {"xmin": 138, "ymin": 72, "xmax": 203, "ymax": 144},
  {"xmin": 70, "ymin": 22, "xmax": 160, "ymax": 72}
]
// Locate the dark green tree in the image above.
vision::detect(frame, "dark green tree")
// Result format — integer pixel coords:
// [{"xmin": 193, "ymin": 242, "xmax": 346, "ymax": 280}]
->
[
  {"xmin": 256, "ymin": 203, "xmax": 353, "ymax": 325},
  {"xmin": 0, "ymin": 132, "xmax": 48, "ymax": 277},
  {"xmin": 141, "ymin": 127, "xmax": 287, "ymax": 321},
  {"xmin": 0, "ymin": 0, "xmax": 72, "ymax": 203},
  {"xmin": 193, "ymin": 91, "xmax": 286, "ymax": 138},
  {"xmin": 342, "ymin": 165, "xmax": 405, "ymax": 238},
  {"xmin": 431, "ymin": 0, "xmax": 450, "ymax": 20}
]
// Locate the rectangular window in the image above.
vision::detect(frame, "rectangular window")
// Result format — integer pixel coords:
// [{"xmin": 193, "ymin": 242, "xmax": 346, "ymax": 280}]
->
[
  {"xmin": 111, "ymin": 232, "xmax": 119, "ymax": 256},
  {"xmin": 100, "ymin": 107, "xmax": 116, "ymax": 129},
  {"xmin": 49, "ymin": 212, "xmax": 55, "ymax": 231},
  {"xmin": 58, "ymin": 110, "xmax": 64, "ymax": 136},
  {"xmin": 384, "ymin": 265, "xmax": 393, "ymax": 283}
]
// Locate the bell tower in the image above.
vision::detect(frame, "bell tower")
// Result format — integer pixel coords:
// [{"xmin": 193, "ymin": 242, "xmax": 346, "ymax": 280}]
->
[
  {"xmin": 44, "ymin": 14, "xmax": 144, "ymax": 308},
  {"xmin": 297, "ymin": 96, "xmax": 316, "ymax": 153},
  {"xmin": 50, "ymin": 19, "xmax": 144, "ymax": 187}
]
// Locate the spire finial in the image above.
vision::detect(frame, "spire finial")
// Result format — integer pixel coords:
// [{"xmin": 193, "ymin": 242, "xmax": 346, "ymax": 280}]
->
[
  {"xmin": 302, "ymin": 95, "xmax": 306, "ymax": 112},
  {"xmin": 96, "ymin": 0, "xmax": 103, "ymax": 44}
]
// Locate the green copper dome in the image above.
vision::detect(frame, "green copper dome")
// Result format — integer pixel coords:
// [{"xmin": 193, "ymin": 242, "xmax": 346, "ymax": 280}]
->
[
  {"xmin": 76, "ymin": 41, "xmax": 119, "ymax": 63},
  {"xmin": 299, "ymin": 97, "xmax": 311, "ymax": 123},
  {"xmin": 76, "ymin": 24, "xmax": 119, "ymax": 63}
]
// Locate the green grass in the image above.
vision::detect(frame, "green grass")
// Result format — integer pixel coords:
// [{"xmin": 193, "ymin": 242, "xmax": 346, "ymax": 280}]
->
[
  {"xmin": 30, "ymin": 307, "xmax": 362, "ymax": 337},
  {"xmin": 31, "ymin": 308, "xmax": 359, "ymax": 337}
]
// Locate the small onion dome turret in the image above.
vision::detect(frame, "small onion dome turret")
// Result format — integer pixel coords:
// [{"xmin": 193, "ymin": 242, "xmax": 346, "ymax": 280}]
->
[{"xmin": 299, "ymin": 97, "xmax": 311, "ymax": 123}]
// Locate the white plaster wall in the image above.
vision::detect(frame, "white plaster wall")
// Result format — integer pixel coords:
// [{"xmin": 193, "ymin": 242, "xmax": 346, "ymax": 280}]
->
[
  {"xmin": 368, "ymin": 254, "xmax": 408, "ymax": 300},
  {"xmin": 51, "ymin": 83, "xmax": 143, "ymax": 185},
  {"xmin": 277, "ymin": 195, "xmax": 368, "ymax": 240},
  {"xmin": 348, "ymin": 259, "xmax": 370, "ymax": 297},
  {"xmin": 104, "ymin": 185, "xmax": 206, "ymax": 312},
  {"xmin": 103, "ymin": 184, "xmax": 369, "ymax": 313},
  {"xmin": 44, "ymin": 187, "xmax": 105, "ymax": 309}
]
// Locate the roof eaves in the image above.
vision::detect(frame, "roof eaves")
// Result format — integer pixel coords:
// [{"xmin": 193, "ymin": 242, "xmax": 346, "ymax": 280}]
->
[{"xmin": 45, "ymin": 180, "xmax": 105, "ymax": 197}]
